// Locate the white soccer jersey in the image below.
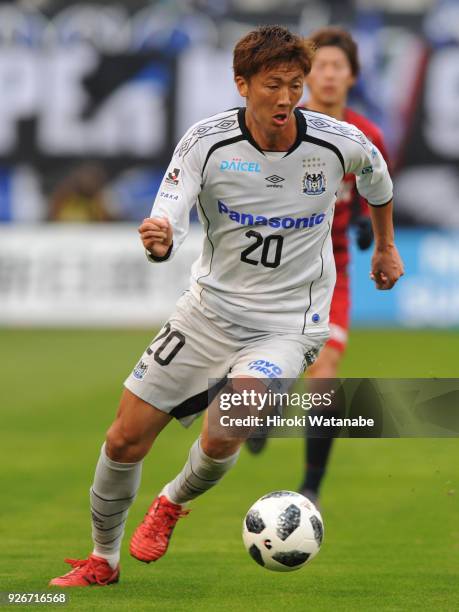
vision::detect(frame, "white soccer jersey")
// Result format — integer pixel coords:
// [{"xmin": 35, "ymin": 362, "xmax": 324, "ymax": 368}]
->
[{"xmin": 148, "ymin": 107, "xmax": 393, "ymax": 334}]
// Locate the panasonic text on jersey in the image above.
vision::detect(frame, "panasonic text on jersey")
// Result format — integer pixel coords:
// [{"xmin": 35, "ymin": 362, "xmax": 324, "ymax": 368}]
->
[{"xmin": 217, "ymin": 200, "xmax": 325, "ymax": 229}]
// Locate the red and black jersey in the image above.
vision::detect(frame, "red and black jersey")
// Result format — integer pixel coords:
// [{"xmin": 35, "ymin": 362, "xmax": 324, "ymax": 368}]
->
[{"xmin": 333, "ymin": 108, "xmax": 390, "ymax": 270}]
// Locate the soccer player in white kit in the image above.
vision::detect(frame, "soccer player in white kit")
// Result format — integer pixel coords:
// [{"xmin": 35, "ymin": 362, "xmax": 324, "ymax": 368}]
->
[{"xmin": 50, "ymin": 25, "xmax": 403, "ymax": 587}]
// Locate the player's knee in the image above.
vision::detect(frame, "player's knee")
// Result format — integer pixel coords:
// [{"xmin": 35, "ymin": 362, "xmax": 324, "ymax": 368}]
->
[{"xmin": 105, "ymin": 421, "xmax": 150, "ymax": 462}]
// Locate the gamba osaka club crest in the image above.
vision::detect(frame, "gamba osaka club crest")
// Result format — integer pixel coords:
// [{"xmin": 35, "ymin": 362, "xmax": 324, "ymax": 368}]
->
[{"xmin": 303, "ymin": 171, "xmax": 326, "ymax": 196}]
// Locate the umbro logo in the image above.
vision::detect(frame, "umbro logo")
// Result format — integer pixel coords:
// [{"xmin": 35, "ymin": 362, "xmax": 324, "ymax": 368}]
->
[
  {"xmin": 265, "ymin": 175, "xmax": 284, "ymax": 183},
  {"xmin": 265, "ymin": 175, "xmax": 285, "ymax": 188}
]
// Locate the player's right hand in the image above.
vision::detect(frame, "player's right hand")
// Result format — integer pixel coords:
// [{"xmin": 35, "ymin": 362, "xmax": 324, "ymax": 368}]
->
[
  {"xmin": 138, "ymin": 217, "xmax": 173, "ymax": 258},
  {"xmin": 370, "ymin": 243, "xmax": 404, "ymax": 290}
]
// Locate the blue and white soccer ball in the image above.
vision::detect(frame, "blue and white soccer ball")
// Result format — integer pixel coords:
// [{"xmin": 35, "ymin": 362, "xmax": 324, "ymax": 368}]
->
[{"xmin": 242, "ymin": 491, "xmax": 324, "ymax": 572}]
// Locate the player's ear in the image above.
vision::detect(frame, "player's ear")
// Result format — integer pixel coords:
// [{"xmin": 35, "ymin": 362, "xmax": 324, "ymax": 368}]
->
[{"xmin": 235, "ymin": 75, "xmax": 249, "ymax": 98}]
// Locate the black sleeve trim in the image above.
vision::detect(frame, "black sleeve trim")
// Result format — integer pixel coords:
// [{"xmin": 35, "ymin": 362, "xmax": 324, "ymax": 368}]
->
[
  {"xmin": 147, "ymin": 242, "xmax": 173, "ymax": 262},
  {"xmin": 367, "ymin": 198, "xmax": 393, "ymax": 208}
]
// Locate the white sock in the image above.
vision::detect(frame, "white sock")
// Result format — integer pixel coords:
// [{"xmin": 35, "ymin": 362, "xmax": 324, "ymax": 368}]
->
[
  {"xmin": 162, "ymin": 438, "xmax": 239, "ymax": 505},
  {"xmin": 90, "ymin": 442, "xmax": 143, "ymax": 566},
  {"xmin": 92, "ymin": 549, "xmax": 120, "ymax": 570}
]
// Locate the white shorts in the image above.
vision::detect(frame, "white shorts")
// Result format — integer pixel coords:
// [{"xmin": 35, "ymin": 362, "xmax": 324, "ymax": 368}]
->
[{"xmin": 124, "ymin": 292, "xmax": 328, "ymax": 426}]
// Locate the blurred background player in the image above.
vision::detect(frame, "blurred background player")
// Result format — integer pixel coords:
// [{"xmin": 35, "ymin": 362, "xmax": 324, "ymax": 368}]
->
[
  {"xmin": 49, "ymin": 163, "xmax": 113, "ymax": 222},
  {"xmin": 299, "ymin": 27, "xmax": 391, "ymax": 503}
]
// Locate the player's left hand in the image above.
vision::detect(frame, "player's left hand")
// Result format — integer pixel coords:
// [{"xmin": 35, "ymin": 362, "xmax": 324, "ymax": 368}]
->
[
  {"xmin": 370, "ymin": 244, "xmax": 404, "ymax": 290},
  {"xmin": 354, "ymin": 216, "xmax": 373, "ymax": 250}
]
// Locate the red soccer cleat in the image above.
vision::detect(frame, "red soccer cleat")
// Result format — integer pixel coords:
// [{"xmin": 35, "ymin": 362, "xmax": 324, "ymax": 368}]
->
[
  {"xmin": 49, "ymin": 554, "xmax": 120, "ymax": 587},
  {"xmin": 130, "ymin": 495, "xmax": 190, "ymax": 563}
]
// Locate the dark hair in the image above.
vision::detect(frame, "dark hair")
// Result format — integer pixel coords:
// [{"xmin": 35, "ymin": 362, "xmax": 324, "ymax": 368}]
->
[
  {"xmin": 308, "ymin": 26, "xmax": 360, "ymax": 77},
  {"xmin": 233, "ymin": 25, "xmax": 314, "ymax": 80}
]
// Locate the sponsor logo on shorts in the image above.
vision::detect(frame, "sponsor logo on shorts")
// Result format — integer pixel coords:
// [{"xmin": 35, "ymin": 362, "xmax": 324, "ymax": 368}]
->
[
  {"xmin": 217, "ymin": 200, "xmax": 325, "ymax": 230},
  {"xmin": 133, "ymin": 360, "xmax": 149, "ymax": 380},
  {"xmin": 361, "ymin": 165, "xmax": 373, "ymax": 175},
  {"xmin": 302, "ymin": 348, "xmax": 320, "ymax": 371},
  {"xmin": 247, "ymin": 359, "xmax": 283, "ymax": 378}
]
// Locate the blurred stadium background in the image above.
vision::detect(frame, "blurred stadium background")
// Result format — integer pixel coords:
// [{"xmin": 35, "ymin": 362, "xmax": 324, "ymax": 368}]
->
[
  {"xmin": 0, "ymin": 0, "xmax": 458, "ymax": 328},
  {"xmin": 1, "ymin": 1, "xmax": 458, "ymax": 608}
]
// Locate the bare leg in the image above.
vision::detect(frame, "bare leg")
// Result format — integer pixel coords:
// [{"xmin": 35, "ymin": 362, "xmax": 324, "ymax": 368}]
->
[{"xmin": 307, "ymin": 345, "xmax": 341, "ymax": 379}]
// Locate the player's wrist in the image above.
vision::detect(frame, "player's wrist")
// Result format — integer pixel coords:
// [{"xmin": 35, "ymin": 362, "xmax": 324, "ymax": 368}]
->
[
  {"xmin": 146, "ymin": 242, "xmax": 173, "ymax": 262},
  {"xmin": 374, "ymin": 240, "xmax": 395, "ymax": 252}
]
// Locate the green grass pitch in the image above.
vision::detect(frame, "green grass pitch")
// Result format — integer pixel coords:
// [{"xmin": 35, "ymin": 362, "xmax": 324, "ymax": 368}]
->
[{"xmin": 1, "ymin": 329, "xmax": 458, "ymax": 611}]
